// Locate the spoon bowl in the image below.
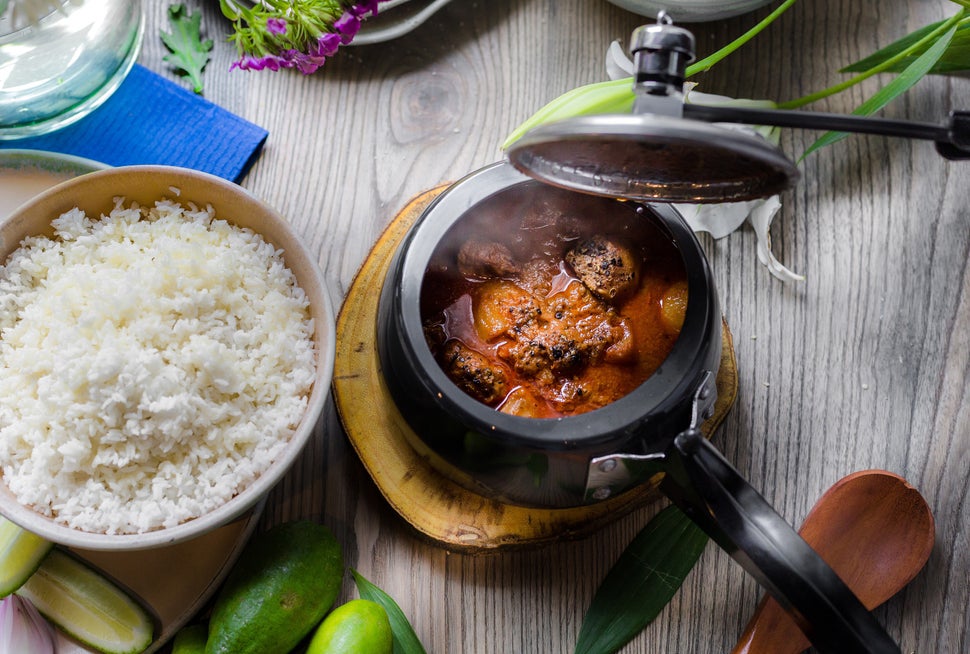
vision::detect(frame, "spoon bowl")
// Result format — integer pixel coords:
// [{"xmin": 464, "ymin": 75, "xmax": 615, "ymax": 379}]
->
[{"xmin": 731, "ymin": 470, "xmax": 936, "ymax": 654}]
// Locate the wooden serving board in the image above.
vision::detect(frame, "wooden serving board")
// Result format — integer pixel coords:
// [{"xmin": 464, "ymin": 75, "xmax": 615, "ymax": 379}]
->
[{"xmin": 332, "ymin": 186, "xmax": 738, "ymax": 553}]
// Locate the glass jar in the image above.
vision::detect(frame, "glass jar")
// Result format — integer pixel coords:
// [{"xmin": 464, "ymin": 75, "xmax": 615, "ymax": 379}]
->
[{"xmin": 0, "ymin": 0, "xmax": 143, "ymax": 139}]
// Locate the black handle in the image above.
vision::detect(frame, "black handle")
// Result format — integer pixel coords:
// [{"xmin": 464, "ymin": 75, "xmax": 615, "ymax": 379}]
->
[
  {"xmin": 658, "ymin": 428, "xmax": 900, "ymax": 654},
  {"xmin": 683, "ymin": 104, "xmax": 970, "ymax": 160}
]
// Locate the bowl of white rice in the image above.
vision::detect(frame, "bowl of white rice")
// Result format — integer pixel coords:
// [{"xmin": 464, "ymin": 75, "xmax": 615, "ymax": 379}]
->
[{"xmin": 0, "ymin": 166, "xmax": 335, "ymax": 550}]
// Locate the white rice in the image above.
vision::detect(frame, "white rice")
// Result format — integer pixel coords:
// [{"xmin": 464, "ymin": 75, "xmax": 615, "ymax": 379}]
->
[{"xmin": 0, "ymin": 197, "xmax": 316, "ymax": 535}]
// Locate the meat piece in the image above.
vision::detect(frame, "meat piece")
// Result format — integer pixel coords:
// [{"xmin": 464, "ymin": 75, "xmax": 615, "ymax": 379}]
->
[
  {"xmin": 565, "ymin": 235, "xmax": 640, "ymax": 302},
  {"xmin": 423, "ymin": 320, "xmax": 447, "ymax": 352},
  {"xmin": 515, "ymin": 258, "xmax": 559, "ymax": 299},
  {"xmin": 491, "ymin": 277, "xmax": 633, "ymax": 384},
  {"xmin": 603, "ymin": 317, "xmax": 635, "ymax": 364},
  {"xmin": 457, "ymin": 240, "xmax": 517, "ymax": 279},
  {"xmin": 504, "ymin": 331, "xmax": 585, "ymax": 377},
  {"xmin": 548, "ymin": 281, "xmax": 624, "ymax": 360},
  {"xmin": 440, "ymin": 340, "xmax": 508, "ymax": 405}
]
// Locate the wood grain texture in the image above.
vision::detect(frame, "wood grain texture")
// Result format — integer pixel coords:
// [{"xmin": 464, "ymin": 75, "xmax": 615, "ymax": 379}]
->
[{"xmin": 139, "ymin": 0, "xmax": 968, "ymax": 652}]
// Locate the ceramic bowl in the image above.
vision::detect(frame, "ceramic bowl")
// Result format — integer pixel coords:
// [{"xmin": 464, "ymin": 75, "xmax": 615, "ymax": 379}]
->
[
  {"xmin": 606, "ymin": 0, "xmax": 775, "ymax": 22},
  {"xmin": 0, "ymin": 166, "xmax": 335, "ymax": 550}
]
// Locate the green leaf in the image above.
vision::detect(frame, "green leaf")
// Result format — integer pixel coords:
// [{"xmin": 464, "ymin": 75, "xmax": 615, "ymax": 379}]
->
[
  {"xmin": 352, "ymin": 569, "xmax": 427, "ymax": 654},
  {"xmin": 501, "ymin": 78, "xmax": 634, "ymax": 150},
  {"xmin": 801, "ymin": 22, "xmax": 959, "ymax": 159},
  {"xmin": 574, "ymin": 505, "xmax": 709, "ymax": 654},
  {"xmin": 841, "ymin": 19, "xmax": 970, "ymax": 75},
  {"xmin": 160, "ymin": 4, "xmax": 214, "ymax": 94}
]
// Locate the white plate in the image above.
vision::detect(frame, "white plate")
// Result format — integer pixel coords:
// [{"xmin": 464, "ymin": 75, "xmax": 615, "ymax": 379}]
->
[
  {"xmin": 353, "ymin": 0, "xmax": 453, "ymax": 45},
  {"xmin": 0, "ymin": 150, "xmax": 107, "ymax": 219},
  {"xmin": 605, "ymin": 0, "xmax": 774, "ymax": 22},
  {"xmin": 0, "ymin": 149, "xmax": 263, "ymax": 653}
]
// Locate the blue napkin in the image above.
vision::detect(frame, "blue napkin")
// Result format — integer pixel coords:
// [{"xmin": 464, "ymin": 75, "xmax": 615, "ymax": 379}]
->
[{"xmin": 0, "ymin": 64, "xmax": 268, "ymax": 182}]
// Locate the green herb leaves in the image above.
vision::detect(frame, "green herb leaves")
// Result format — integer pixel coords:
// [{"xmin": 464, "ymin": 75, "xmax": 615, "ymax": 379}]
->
[
  {"xmin": 801, "ymin": 21, "xmax": 961, "ymax": 159},
  {"xmin": 574, "ymin": 505, "xmax": 709, "ymax": 654},
  {"xmin": 352, "ymin": 569, "xmax": 428, "ymax": 654},
  {"xmin": 161, "ymin": 4, "xmax": 214, "ymax": 94},
  {"xmin": 842, "ymin": 18, "xmax": 970, "ymax": 76}
]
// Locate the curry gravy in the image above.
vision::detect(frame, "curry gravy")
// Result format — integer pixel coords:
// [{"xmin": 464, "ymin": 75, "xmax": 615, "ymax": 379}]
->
[{"xmin": 421, "ymin": 185, "xmax": 687, "ymax": 418}]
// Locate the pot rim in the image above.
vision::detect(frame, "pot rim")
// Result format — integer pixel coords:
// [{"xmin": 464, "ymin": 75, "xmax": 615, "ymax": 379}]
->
[{"xmin": 386, "ymin": 161, "xmax": 720, "ymax": 450}]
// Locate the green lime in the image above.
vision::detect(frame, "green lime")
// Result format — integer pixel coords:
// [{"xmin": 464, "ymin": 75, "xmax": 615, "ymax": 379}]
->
[
  {"xmin": 205, "ymin": 521, "xmax": 344, "ymax": 654},
  {"xmin": 0, "ymin": 516, "xmax": 53, "ymax": 597},
  {"xmin": 171, "ymin": 623, "xmax": 207, "ymax": 653},
  {"xmin": 16, "ymin": 548, "xmax": 154, "ymax": 654},
  {"xmin": 307, "ymin": 599, "xmax": 393, "ymax": 654}
]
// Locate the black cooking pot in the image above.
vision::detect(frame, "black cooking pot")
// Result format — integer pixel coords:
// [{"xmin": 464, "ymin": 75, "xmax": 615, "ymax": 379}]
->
[
  {"xmin": 376, "ymin": 166, "xmax": 897, "ymax": 654},
  {"xmin": 378, "ymin": 161, "xmax": 721, "ymax": 507}
]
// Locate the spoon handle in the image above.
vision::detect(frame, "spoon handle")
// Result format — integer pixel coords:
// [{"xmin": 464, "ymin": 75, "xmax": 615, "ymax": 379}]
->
[{"xmin": 730, "ymin": 595, "xmax": 811, "ymax": 654}]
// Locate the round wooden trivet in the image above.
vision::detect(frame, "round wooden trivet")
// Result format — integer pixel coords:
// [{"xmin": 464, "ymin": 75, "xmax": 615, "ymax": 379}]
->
[{"xmin": 332, "ymin": 186, "xmax": 738, "ymax": 553}]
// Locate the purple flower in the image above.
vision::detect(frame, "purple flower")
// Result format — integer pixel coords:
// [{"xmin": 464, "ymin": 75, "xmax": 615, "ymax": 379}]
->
[
  {"xmin": 266, "ymin": 17, "xmax": 287, "ymax": 35},
  {"xmin": 230, "ymin": 54, "xmax": 291, "ymax": 72},
  {"xmin": 334, "ymin": 11, "xmax": 361, "ymax": 44},
  {"xmin": 289, "ymin": 52, "xmax": 327, "ymax": 74},
  {"xmin": 352, "ymin": 0, "xmax": 381, "ymax": 17},
  {"xmin": 229, "ymin": 0, "xmax": 392, "ymax": 75},
  {"xmin": 311, "ymin": 33, "xmax": 342, "ymax": 58}
]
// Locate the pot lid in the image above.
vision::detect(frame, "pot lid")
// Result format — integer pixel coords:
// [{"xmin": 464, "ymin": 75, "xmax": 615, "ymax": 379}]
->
[
  {"xmin": 506, "ymin": 113, "xmax": 799, "ymax": 203},
  {"xmin": 508, "ymin": 13, "xmax": 969, "ymax": 203},
  {"xmin": 507, "ymin": 13, "xmax": 800, "ymax": 204}
]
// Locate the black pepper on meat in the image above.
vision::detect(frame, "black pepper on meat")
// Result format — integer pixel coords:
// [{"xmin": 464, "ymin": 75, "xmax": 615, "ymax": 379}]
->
[
  {"xmin": 565, "ymin": 235, "xmax": 640, "ymax": 301},
  {"xmin": 440, "ymin": 340, "xmax": 508, "ymax": 405}
]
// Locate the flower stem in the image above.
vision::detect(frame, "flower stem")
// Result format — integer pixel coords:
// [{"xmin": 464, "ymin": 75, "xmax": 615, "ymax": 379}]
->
[
  {"xmin": 779, "ymin": 7, "xmax": 967, "ymax": 109},
  {"xmin": 686, "ymin": 0, "xmax": 800, "ymax": 77}
]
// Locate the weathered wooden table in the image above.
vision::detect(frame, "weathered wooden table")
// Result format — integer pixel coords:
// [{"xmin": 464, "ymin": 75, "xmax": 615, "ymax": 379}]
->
[{"xmin": 138, "ymin": 1, "xmax": 968, "ymax": 651}]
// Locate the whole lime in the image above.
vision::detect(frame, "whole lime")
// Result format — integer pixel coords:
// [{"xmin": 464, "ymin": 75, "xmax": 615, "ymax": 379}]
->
[
  {"xmin": 307, "ymin": 599, "xmax": 393, "ymax": 654},
  {"xmin": 171, "ymin": 623, "xmax": 207, "ymax": 654}
]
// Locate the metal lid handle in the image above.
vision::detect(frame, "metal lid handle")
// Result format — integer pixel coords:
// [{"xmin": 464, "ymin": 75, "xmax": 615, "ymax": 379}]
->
[{"xmin": 630, "ymin": 12, "xmax": 695, "ymax": 117}]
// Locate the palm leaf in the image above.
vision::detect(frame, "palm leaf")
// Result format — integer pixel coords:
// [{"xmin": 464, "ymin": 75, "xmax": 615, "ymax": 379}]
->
[
  {"xmin": 802, "ymin": 23, "xmax": 959, "ymax": 159},
  {"xmin": 841, "ymin": 20, "xmax": 970, "ymax": 75},
  {"xmin": 352, "ymin": 569, "xmax": 427, "ymax": 654},
  {"xmin": 573, "ymin": 505, "xmax": 709, "ymax": 654}
]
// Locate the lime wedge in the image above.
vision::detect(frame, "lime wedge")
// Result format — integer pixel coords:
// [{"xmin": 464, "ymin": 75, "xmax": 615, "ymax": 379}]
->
[
  {"xmin": 16, "ymin": 548, "xmax": 155, "ymax": 654},
  {"xmin": 0, "ymin": 515, "xmax": 53, "ymax": 597}
]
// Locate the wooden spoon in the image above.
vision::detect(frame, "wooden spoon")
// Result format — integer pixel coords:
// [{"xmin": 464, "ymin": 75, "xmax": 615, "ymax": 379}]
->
[{"xmin": 731, "ymin": 469, "xmax": 935, "ymax": 654}]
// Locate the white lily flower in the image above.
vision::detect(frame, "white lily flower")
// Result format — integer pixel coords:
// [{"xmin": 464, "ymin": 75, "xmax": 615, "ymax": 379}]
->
[{"xmin": 606, "ymin": 41, "xmax": 804, "ymax": 282}]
